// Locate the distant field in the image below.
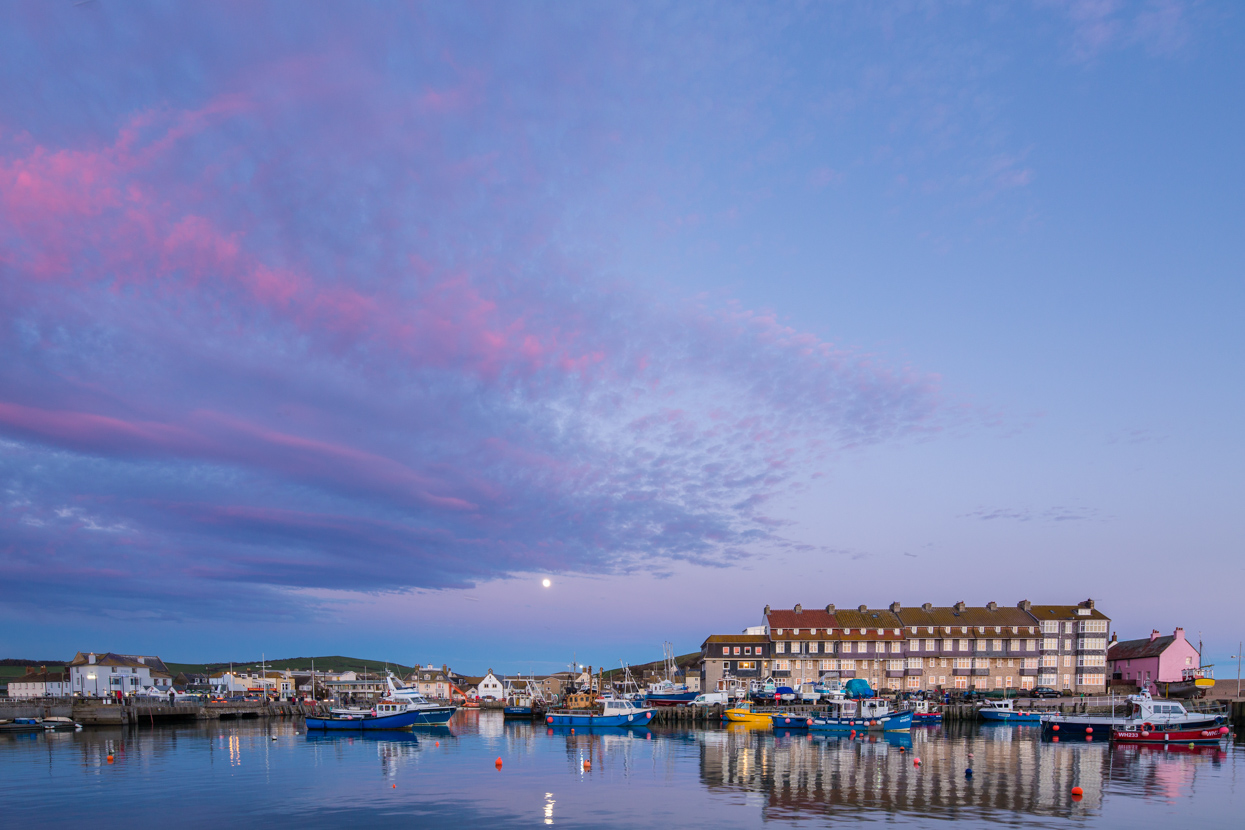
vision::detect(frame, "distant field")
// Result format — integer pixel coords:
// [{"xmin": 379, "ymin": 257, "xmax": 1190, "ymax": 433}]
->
[
  {"xmin": 0, "ymin": 665, "xmax": 64, "ymax": 678},
  {"xmin": 601, "ymin": 652, "xmax": 700, "ymax": 678}
]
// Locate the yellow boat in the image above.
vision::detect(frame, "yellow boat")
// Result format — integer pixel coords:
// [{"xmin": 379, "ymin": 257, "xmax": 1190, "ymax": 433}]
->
[{"xmin": 724, "ymin": 701, "xmax": 772, "ymax": 726}]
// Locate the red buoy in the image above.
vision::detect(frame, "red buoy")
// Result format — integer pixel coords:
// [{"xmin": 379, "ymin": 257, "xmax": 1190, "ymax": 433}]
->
[
  {"xmin": 1052, "ymin": 724, "xmax": 1059, "ymax": 731},
  {"xmin": 1085, "ymin": 727, "xmax": 1092, "ymax": 734},
  {"xmin": 495, "ymin": 757, "xmax": 503, "ymax": 769},
  {"xmin": 1071, "ymin": 786, "xmax": 1083, "ymax": 796}
]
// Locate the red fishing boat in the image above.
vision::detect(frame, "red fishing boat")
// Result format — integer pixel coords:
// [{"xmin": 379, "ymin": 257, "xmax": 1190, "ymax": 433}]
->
[{"xmin": 1112, "ymin": 722, "xmax": 1230, "ymax": 745}]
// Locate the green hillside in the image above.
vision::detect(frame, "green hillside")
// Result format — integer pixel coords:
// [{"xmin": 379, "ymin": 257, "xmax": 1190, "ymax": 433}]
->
[
  {"xmin": 164, "ymin": 656, "xmax": 416, "ymax": 676},
  {"xmin": 601, "ymin": 652, "xmax": 700, "ymax": 678}
]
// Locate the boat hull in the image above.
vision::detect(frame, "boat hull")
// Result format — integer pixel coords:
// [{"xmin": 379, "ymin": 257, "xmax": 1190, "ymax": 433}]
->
[
  {"xmin": 645, "ymin": 692, "xmax": 697, "ymax": 707},
  {"xmin": 724, "ymin": 708, "xmax": 772, "ymax": 725},
  {"xmin": 545, "ymin": 709, "xmax": 655, "ymax": 727},
  {"xmin": 981, "ymin": 709, "xmax": 1042, "ymax": 724},
  {"xmin": 770, "ymin": 714, "xmax": 810, "ymax": 730},
  {"xmin": 305, "ymin": 706, "xmax": 456, "ymax": 730},
  {"xmin": 808, "ymin": 711, "xmax": 913, "ymax": 732},
  {"xmin": 1113, "ymin": 725, "xmax": 1230, "ymax": 744},
  {"xmin": 912, "ymin": 712, "xmax": 943, "ymax": 725},
  {"xmin": 503, "ymin": 706, "xmax": 533, "ymax": 718}
]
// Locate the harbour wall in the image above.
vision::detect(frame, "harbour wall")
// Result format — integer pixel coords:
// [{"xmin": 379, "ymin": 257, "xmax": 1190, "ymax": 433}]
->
[{"xmin": 1, "ymin": 698, "xmax": 331, "ymax": 726}]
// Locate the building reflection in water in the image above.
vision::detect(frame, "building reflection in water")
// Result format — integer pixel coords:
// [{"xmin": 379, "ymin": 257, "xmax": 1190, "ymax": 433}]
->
[{"xmin": 699, "ymin": 723, "xmax": 1115, "ymax": 821}]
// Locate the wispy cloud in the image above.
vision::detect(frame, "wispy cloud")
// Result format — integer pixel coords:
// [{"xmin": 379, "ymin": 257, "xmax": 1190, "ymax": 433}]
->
[{"xmin": 0, "ymin": 27, "xmax": 941, "ymax": 618}]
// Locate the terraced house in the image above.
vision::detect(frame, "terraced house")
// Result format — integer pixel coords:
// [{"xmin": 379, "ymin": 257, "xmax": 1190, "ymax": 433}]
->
[{"xmin": 762, "ymin": 599, "xmax": 1110, "ymax": 695}]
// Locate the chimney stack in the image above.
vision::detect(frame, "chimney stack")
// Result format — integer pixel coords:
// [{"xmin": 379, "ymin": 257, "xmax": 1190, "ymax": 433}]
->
[
  {"xmin": 764, "ymin": 604, "xmax": 771, "ymax": 616},
  {"xmin": 1149, "ymin": 630, "xmax": 1160, "ymax": 642},
  {"xmin": 825, "ymin": 604, "xmax": 835, "ymax": 614},
  {"xmin": 922, "ymin": 602, "xmax": 932, "ymax": 612},
  {"xmin": 858, "ymin": 604, "xmax": 868, "ymax": 613},
  {"xmin": 987, "ymin": 601, "xmax": 997, "ymax": 611},
  {"xmin": 794, "ymin": 603, "xmax": 802, "ymax": 614},
  {"xmin": 88, "ymin": 653, "xmax": 96, "ymax": 665},
  {"xmin": 1174, "ymin": 627, "xmax": 1185, "ymax": 640},
  {"xmin": 890, "ymin": 601, "xmax": 901, "ymax": 613},
  {"xmin": 1017, "ymin": 600, "xmax": 1031, "ymax": 612},
  {"xmin": 954, "ymin": 601, "xmax": 966, "ymax": 613}
]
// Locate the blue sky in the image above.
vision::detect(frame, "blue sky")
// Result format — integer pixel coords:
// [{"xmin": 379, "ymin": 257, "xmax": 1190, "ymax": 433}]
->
[{"xmin": 1, "ymin": 1, "xmax": 1241, "ymax": 676}]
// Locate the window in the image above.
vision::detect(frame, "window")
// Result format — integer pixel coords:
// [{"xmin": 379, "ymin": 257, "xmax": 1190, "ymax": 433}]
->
[
  {"xmin": 1020, "ymin": 677, "xmax": 1034, "ymax": 689},
  {"xmin": 891, "ymin": 642, "xmax": 902, "ymax": 654},
  {"xmin": 906, "ymin": 658, "xmax": 923, "ymax": 670},
  {"xmin": 1077, "ymin": 674, "xmax": 1105, "ymax": 687},
  {"xmin": 973, "ymin": 658, "xmax": 989, "ymax": 669},
  {"xmin": 775, "ymin": 660, "xmax": 789, "ymax": 671},
  {"xmin": 940, "ymin": 658, "xmax": 947, "ymax": 668},
  {"xmin": 737, "ymin": 661, "xmax": 755, "ymax": 670},
  {"xmin": 839, "ymin": 660, "xmax": 855, "ymax": 671},
  {"xmin": 1064, "ymin": 656, "xmax": 1073, "ymax": 668},
  {"xmin": 906, "ymin": 677, "xmax": 920, "ymax": 689},
  {"xmin": 809, "ymin": 642, "xmax": 818, "ymax": 654},
  {"xmin": 954, "ymin": 658, "xmax": 971, "ymax": 669},
  {"xmin": 959, "ymin": 639, "xmax": 969, "ymax": 652},
  {"xmin": 1064, "ymin": 622, "xmax": 1074, "ymax": 633},
  {"xmin": 841, "ymin": 642, "xmax": 852, "ymax": 654},
  {"xmin": 924, "ymin": 639, "xmax": 935, "ymax": 651},
  {"xmin": 1077, "ymin": 655, "xmax": 1106, "ymax": 667},
  {"xmin": 775, "ymin": 629, "xmax": 783, "ymax": 635},
  {"xmin": 724, "ymin": 661, "xmax": 732, "ymax": 670},
  {"xmin": 992, "ymin": 639, "xmax": 1002, "ymax": 651},
  {"xmin": 1078, "ymin": 620, "xmax": 1107, "ymax": 633},
  {"xmin": 1023, "ymin": 658, "xmax": 1038, "ymax": 669},
  {"xmin": 975, "ymin": 640, "xmax": 987, "ymax": 652},
  {"xmin": 821, "ymin": 660, "xmax": 835, "ymax": 671},
  {"xmin": 1077, "ymin": 638, "xmax": 1106, "ymax": 651},
  {"xmin": 775, "ymin": 642, "xmax": 785, "ymax": 654},
  {"xmin": 1041, "ymin": 621, "xmax": 1058, "ymax": 634},
  {"xmin": 1005, "ymin": 676, "xmax": 1013, "ymax": 688},
  {"xmin": 722, "ymin": 646, "xmax": 729, "ymax": 655},
  {"xmin": 744, "ymin": 647, "xmax": 751, "ymax": 655},
  {"xmin": 732, "ymin": 647, "xmax": 740, "ymax": 655},
  {"xmin": 953, "ymin": 676, "xmax": 968, "ymax": 689}
]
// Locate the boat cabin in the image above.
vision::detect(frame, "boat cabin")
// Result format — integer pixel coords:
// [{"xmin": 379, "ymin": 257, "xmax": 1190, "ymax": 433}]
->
[
  {"xmin": 822, "ymin": 699, "xmax": 859, "ymax": 718},
  {"xmin": 601, "ymin": 699, "xmax": 645, "ymax": 715},
  {"xmin": 1128, "ymin": 692, "xmax": 1193, "ymax": 723}
]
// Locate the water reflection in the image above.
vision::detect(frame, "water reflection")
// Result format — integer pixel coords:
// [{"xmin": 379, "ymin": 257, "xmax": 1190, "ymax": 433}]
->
[{"xmin": 698, "ymin": 723, "xmax": 1107, "ymax": 820}]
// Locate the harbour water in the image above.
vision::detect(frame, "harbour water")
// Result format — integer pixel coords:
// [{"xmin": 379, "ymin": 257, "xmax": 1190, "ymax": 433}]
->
[{"xmin": 3, "ymin": 712, "xmax": 1240, "ymax": 827}]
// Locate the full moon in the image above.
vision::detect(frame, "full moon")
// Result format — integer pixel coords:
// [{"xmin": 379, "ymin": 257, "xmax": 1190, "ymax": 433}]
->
[{"xmin": 541, "ymin": 578, "xmax": 552, "ymax": 588}]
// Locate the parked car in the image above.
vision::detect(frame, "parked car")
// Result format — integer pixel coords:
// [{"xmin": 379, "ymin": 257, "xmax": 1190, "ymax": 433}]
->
[
  {"xmin": 1029, "ymin": 686, "xmax": 1062, "ymax": 699},
  {"xmin": 692, "ymin": 692, "xmax": 729, "ymax": 706}
]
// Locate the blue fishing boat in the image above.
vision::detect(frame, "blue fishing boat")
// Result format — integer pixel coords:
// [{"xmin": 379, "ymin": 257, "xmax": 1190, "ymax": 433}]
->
[
  {"xmin": 306, "ymin": 699, "xmax": 456, "ymax": 730},
  {"xmin": 979, "ymin": 699, "xmax": 1042, "ymax": 724},
  {"xmin": 807, "ymin": 698, "xmax": 913, "ymax": 732},
  {"xmin": 545, "ymin": 697, "xmax": 656, "ymax": 727},
  {"xmin": 770, "ymin": 712, "xmax": 810, "ymax": 730}
]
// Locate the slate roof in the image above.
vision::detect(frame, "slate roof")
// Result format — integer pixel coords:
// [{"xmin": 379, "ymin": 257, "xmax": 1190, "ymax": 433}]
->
[
  {"xmin": 11, "ymin": 670, "xmax": 66, "ymax": 683},
  {"xmin": 894, "ymin": 604, "xmax": 1038, "ymax": 631},
  {"xmin": 66, "ymin": 652, "xmax": 171, "ymax": 676},
  {"xmin": 701, "ymin": 634, "xmax": 770, "ymax": 646},
  {"xmin": 1107, "ymin": 635, "xmax": 1176, "ymax": 662},
  {"xmin": 1028, "ymin": 604, "xmax": 1110, "ymax": 621},
  {"xmin": 766, "ymin": 609, "xmax": 837, "ymax": 632}
]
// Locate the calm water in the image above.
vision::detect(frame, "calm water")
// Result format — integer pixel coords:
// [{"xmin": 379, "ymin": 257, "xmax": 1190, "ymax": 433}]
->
[{"xmin": 2, "ymin": 712, "xmax": 1240, "ymax": 827}]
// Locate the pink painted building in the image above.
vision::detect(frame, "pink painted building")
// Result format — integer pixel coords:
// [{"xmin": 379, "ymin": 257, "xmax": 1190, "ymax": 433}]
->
[{"xmin": 1107, "ymin": 627, "xmax": 1200, "ymax": 695}]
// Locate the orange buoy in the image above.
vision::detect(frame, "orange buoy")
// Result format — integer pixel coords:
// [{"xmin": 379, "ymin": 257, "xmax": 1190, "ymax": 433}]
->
[
  {"xmin": 495, "ymin": 757, "xmax": 503, "ymax": 769},
  {"xmin": 435, "ymin": 741, "xmax": 439, "ymax": 746},
  {"xmin": 392, "ymin": 784, "xmax": 396, "ymax": 788},
  {"xmin": 106, "ymin": 755, "xmax": 114, "ymax": 763},
  {"xmin": 1085, "ymin": 727, "xmax": 1092, "ymax": 734},
  {"xmin": 583, "ymin": 760, "xmax": 591, "ymax": 770},
  {"xmin": 1071, "ymin": 786, "xmax": 1083, "ymax": 796},
  {"xmin": 1052, "ymin": 724, "xmax": 1059, "ymax": 731}
]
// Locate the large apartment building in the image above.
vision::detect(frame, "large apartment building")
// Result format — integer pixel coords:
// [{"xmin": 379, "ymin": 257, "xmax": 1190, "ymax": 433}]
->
[{"xmin": 756, "ymin": 599, "xmax": 1109, "ymax": 695}]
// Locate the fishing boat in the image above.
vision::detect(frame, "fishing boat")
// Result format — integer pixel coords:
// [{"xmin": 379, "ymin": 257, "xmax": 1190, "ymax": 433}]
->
[
  {"xmin": 724, "ymin": 700, "xmax": 773, "ymax": 725},
  {"xmin": 906, "ymin": 698, "xmax": 943, "ymax": 725},
  {"xmin": 1043, "ymin": 689, "xmax": 1226, "ymax": 738},
  {"xmin": 644, "ymin": 643, "xmax": 697, "ymax": 706},
  {"xmin": 0, "ymin": 718, "xmax": 43, "ymax": 733},
  {"xmin": 502, "ymin": 675, "xmax": 547, "ymax": 719},
  {"xmin": 749, "ymin": 678, "xmax": 778, "ymax": 703},
  {"xmin": 1112, "ymin": 722, "xmax": 1231, "ymax": 745},
  {"xmin": 807, "ymin": 697, "xmax": 913, "ymax": 732},
  {"xmin": 980, "ymin": 698, "xmax": 1042, "ymax": 724},
  {"xmin": 1163, "ymin": 666, "xmax": 1216, "ymax": 699},
  {"xmin": 307, "ymin": 697, "xmax": 456, "ymax": 730},
  {"xmin": 770, "ymin": 711, "xmax": 811, "ymax": 730},
  {"xmin": 545, "ymin": 697, "xmax": 655, "ymax": 727}
]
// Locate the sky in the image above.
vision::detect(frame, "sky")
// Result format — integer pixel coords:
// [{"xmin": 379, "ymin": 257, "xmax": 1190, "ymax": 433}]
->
[{"xmin": 1, "ymin": 1, "xmax": 1242, "ymax": 677}]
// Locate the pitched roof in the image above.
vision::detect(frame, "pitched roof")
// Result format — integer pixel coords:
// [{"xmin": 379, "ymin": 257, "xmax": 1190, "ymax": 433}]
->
[
  {"xmin": 701, "ymin": 634, "xmax": 770, "ymax": 646},
  {"xmin": 10, "ymin": 670, "xmax": 66, "ymax": 683},
  {"xmin": 895, "ymin": 604, "xmax": 1038, "ymax": 630},
  {"xmin": 1028, "ymin": 603, "xmax": 1109, "ymax": 621},
  {"xmin": 1108, "ymin": 635, "xmax": 1176, "ymax": 662},
  {"xmin": 766, "ymin": 608, "xmax": 837, "ymax": 630}
]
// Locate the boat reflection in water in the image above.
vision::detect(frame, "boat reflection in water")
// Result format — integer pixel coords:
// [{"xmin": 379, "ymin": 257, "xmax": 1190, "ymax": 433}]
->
[{"xmin": 697, "ymin": 723, "xmax": 1115, "ymax": 821}]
